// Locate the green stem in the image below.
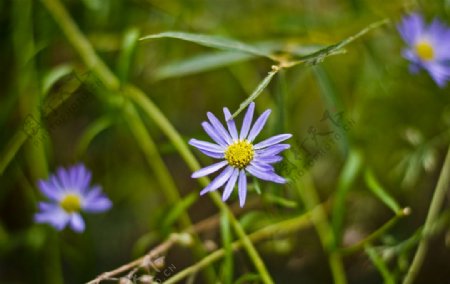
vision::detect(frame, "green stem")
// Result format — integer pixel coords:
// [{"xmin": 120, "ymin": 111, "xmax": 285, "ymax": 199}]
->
[
  {"xmin": 40, "ymin": 0, "xmax": 273, "ymax": 281},
  {"xmin": 403, "ymin": 144, "xmax": 450, "ymax": 284},
  {"xmin": 340, "ymin": 208, "xmax": 410, "ymax": 255},
  {"xmin": 295, "ymin": 173, "xmax": 347, "ymax": 284}
]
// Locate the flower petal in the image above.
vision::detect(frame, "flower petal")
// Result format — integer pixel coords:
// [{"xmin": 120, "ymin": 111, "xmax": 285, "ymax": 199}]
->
[
  {"xmin": 238, "ymin": 170, "xmax": 247, "ymax": 208},
  {"xmin": 223, "ymin": 107, "xmax": 238, "ymax": 141},
  {"xmin": 37, "ymin": 180, "xmax": 63, "ymax": 201},
  {"xmin": 246, "ymin": 164, "xmax": 286, "ymax": 184},
  {"xmin": 425, "ymin": 62, "xmax": 450, "ymax": 87},
  {"xmin": 398, "ymin": 13, "xmax": 425, "ymax": 45},
  {"xmin": 256, "ymin": 144, "xmax": 290, "ymax": 157},
  {"xmin": 192, "ymin": 160, "xmax": 229, "ymax": 178},
  {"xmin": 254, "ymin": 134, "xmax": 292, "ymax": 150},
  {"xmin": 247, "ymin": 109, "xmax": 271, "ymax": 142},
  {"xmin": 250, "ymin": 160, "xmax": 274, "ymax": 172},
  {"xmin": 69, "ymin": 213, "xmax": 85, "ymax": 233},
  {"xmin": 207, "ymin": 112, "xmax": 232, "ymax": 144},
  {"xmin": 74, "ymin": 164, "xmax": 92, "ymax": 193},
  {"xmin": 199, "ymin": 166, "xmax": 234, "ymax": 195},
  {"xmin": 240, "ymin": 102, "xmax": 255, "ymax": 140},
  {"xmin": 189, "ymin": 138, "xmax": 225, "ymax": 153},
  {"xmin": 254, "ymin": 155, "xmax": 283, "ymax": 164},
  {"xmin": 202, "ymin": 121, "xmax": 227, "ymax": 147},
  {"xmin": 57, "ymin": 167, "xmax": 71, "ymax": 189},
  {"xmin": 222, "ymin": 168, "xmax": 239, "ymax": 201},
  {"xmin": 197, "ymin": 148, "xmax": 225, "ymax": 159},
  {"xmin": 84, "ymin": 196, "xmax": 112, "ymax": 213},
  {"xmin": 35, "ymin": 207, "xmax": 70, "ymax": 231}
]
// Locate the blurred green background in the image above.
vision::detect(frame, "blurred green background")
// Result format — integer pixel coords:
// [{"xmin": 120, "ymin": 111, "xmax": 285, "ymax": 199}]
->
[{"xmin": 1, "ymin": 0, "xmax": 450, "ymax": 283}]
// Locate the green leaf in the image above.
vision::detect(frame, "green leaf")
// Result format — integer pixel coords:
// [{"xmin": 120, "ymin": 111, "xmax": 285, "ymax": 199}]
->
[
  {"xmin": 232, "ymin": 68, "xmax": 279, "ymax": 117},
  {"xmin": 41, "ymin": 64, "xmax": 73, "ymax": 95},
  {"xmin": 153, "ymin": 51, "xmax": 254, "ymax": 81},
  {"xmin": 75, "ymin": 115, "xmax": 113, "ymax": 156},
  {"xmin": 365, "ymin": 245, "xmax": 396, "ymax": 284},
  {"xmin": 140, "ymin": 31, "xmax": 273, "ymax": 59},
  {"xmin": 220, "ymin": 211, "xmax": 234, "ymax": 284},
  {"xmin": 264, "ymin": 193, "xmax": 298, "ymax": 208},
  {"xmin": 116, "ymin": 27, "xmax": 140, "ymax": 83},
  {"xmin": 332, "ymin": 149, "xmax": 363, "ymax": 245},
  {"xmin": 252, "ymin": 176, "xmax": 261, "ymax": 194},
  {"xmin": 161, "ymin": 193, "xmax": 197, "ymax": 234},
  {"xmin": 365, "ymin": 168, "xmax": 401, "ymax": 213},
  {"xmin": 234, "ymin": 273, "xmax": 261, "ymax": 284}
]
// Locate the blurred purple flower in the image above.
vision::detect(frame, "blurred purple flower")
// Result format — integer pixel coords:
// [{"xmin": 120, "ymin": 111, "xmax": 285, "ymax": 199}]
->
[
  {"xmin": 398, "ymin": 13, "xmax": 450, "ymax": 87},
  {"xmin": 34, "ymin": 164, "xmax": 112, "ymax": 233},
  {"xmin": 189, "ymin": 102, "xmax": 292, "ymax": 207}
]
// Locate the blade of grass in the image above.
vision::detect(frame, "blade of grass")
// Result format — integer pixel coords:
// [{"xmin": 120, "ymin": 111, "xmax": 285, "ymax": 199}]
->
[
  {"xmin": 220, "ymin": 211, "xmax": 234, "ymax": 284},
  {"xmin": 153, "ymin": 51, "xmax": 254, "ymax": 81},
  {"xmin": 232, "ymin": 67, "xmax": 279, "ymax": 118},
  {"xmin": 365, "ymin": 168, "xmax": 401, "ymax": 214},
  {"xmin": 116, "ymin": 27, "xmax": 140, "ymax": 84},
  {"xmin": 140, "ymin": 31, "xmax": 274, "ymax": 59},
  {"xmin": 365, "ymin": 245, "xmax": 396, "ymax": 284},
  {"xmin": 332, "ymin": 149, "xmax": 363, "ymax": 246}
]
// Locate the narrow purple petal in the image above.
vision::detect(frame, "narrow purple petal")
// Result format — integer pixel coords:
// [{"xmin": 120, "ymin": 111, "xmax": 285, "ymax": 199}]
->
[
  {"xmin": 254, "ymin": 155, "xmax": 283, "ymax": 164},
  {"xmin": 254, "ymin": 134, "xmax": 292, "ymax": 150},
  {"xmin": 84, "ymin": 196, "xmax": 112, "ymax": 213},
  {"xmin": 192, "ymin": 160, "xmax": 228, "ymax": 178},
  {"xmin": 189, "ymin": 138, "xmax": 225, "ymax": 153},
  {"xmin": 425, "ymin": 62, "xmax": 450, "ymax": 87},
  {"xmin": 37, "ymin": 180, "xmax": 63, "ymax": 201},
  {"xmin": 250, "ymin": 161, "xmax": 274, "ymax": 172},
  {"xmin": 240, "ymin": 102, "xmax": 255, "ymax": 140},
  {"xmin": 69, "ymin": 213, "xmax": 85, "ymax": 233},
  {"xmin": 197, "ymin": 148, "xmax": 225, "ymax": 159},
  {"xmin": 57, "ymin": 167, "xmax": 71, "ymax": 189},
  {"xmin": 238, "ymin": 170, "xmax": 247, "ymax": 208},
  {"xmin": 246, "ymin": 164, "xmax": 286, "ymax": 184},
  {"xmin": 223, "ymin": 108, "xmax": 238, "ymax": 141},
  {"xmin": 202, "ymin": 121, "xmax": 227, "ymax": 147},
  {"xmin": 398, "ymin": 13, "xmax": 425, "ymax": 45},
  {"xmin": 207, "ymin": 112, "xmax": 232, "ymax": 144},
  {"xmin": 199, "ymin": 166, "xmax": 234, "ymax": 195},
  {"xmin": 256, "ymin": 144, "xmax": 290, "ymax": 157},
  {"xmin": 75, "ymin": 164, "xmax": 92, "ymax": 192},
  {"xmin": 50, "ymin": 175, "xmax": 63, "ymax": 193},
  {"xmin": 83, "ymin": 185, "xmax": 102, "ymax": 202},
  {"xmin": 222, "ymin": 168, "xmax": 239, "ymax": 201},
  {"xmin": 35, "ymin": 208, "xmax": 70, "ymax": 231},
  {"xmin": 247, "ymin": 109, "xmax": 271, "ymax": 142},
  {"xmin": 38, "ymin": 202, "xmax": 55, "ymax": 211}
]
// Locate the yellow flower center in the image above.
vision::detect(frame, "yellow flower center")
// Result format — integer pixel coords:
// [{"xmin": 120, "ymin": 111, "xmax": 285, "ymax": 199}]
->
[
  {"xmin": 224, "ymin": 140, "xmax": 254, "ymax": 169},
  {"xmin": 415, "ymin": 40, "xmax": 434, "ymax": 61},
  {"xmin": 60, "ymin": 193, "xmax": 82, "ymax": 213}
]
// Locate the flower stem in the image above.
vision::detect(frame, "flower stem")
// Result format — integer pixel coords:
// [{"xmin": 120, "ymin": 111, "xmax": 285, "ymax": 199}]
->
[
  {"xmin": 402, "ymin": 144, "xmax": 450, "ymax": 284},
  {"xmin": 294, "ymin": 173, "xmax": 347, "ymax": 284}
]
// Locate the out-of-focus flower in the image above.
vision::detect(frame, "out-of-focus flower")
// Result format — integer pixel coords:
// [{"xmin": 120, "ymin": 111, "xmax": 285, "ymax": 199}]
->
[
  {"xmin": 189, "ymin": 102, "xmax": 292, "ymax": 207},
  {"xmin": 34, "ymin": 164, "xmax": 111, "ymax": 233},
  {"xmin": 398, "ymin": 13, "xmax": 450, "ymax": 87}
]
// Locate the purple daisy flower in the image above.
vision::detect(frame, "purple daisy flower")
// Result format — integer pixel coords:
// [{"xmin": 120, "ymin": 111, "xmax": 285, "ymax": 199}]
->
[
  {"xmin": 398, "ymin": 13, "xmax": 450, "ymax": 87},
  {"xmin": 189, "ymin": 102, "xmax": 292, "ymax": 207},
  {"xmin": 34, "ymin": 164, "xmax": 112, "ymax": 233}
]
